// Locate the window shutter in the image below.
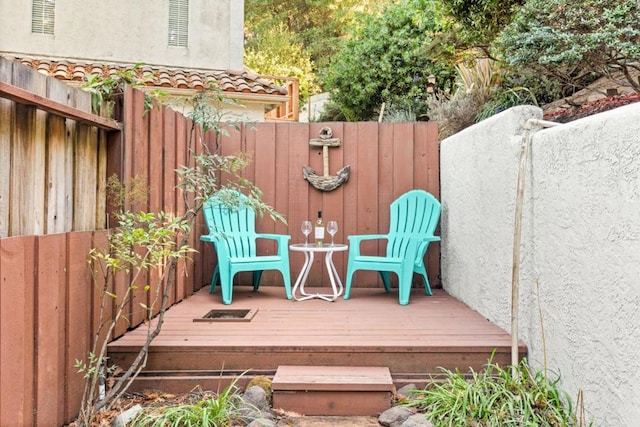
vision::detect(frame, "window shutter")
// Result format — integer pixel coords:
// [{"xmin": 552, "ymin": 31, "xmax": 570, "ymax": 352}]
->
[
  {"xmin": 31, "ymin": 0, "xmax": 55, "ymax": 35},
  {"xmin": 168, "ymin": 0, "xmax": 189, "ymax": 48}
]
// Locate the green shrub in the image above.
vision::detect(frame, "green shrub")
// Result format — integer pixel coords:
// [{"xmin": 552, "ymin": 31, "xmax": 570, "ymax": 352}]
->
[
  {"xmin": 404, "ymin": 358, "xmax": 580, "ymax": 426},
  {"xmin": 131, "ymin": 382, "xmax": 242, "ymax": 427}
]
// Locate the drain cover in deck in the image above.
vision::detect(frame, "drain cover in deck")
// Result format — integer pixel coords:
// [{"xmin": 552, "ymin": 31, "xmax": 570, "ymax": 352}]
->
[{"xmin": 193, "ymin": 308, "xmax": 257, "ymax": 322}]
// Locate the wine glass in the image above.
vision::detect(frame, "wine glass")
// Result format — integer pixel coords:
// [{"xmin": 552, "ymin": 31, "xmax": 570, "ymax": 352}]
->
[
  {"xmin": 301, "ymin": 220, "xmax": 312, "ymax": 246},
  {"xmin": 326, "ymin": 221, "xmax": 338, "ymax": 246}
]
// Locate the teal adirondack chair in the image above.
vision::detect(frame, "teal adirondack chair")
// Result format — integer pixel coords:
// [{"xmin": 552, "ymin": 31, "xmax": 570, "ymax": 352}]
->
[
  {"xmin": 343, "ymin": 190, "xmax": 441, "ymax": 305},
  {"xmin": 200, "ymin": 190, "xmax": 292, "ymax": 304}
]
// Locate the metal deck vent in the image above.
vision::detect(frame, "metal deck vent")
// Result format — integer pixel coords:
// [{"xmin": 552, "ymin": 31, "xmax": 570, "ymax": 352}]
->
[{"xmin": 194, "ymin": 308, "xmax": 257, "ymax": 322}]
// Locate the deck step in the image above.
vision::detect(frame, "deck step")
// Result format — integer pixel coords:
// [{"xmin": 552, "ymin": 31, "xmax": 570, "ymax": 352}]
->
[{"xmin": 272, "ymin": 365, "xmax": 395, "ymax": 416}]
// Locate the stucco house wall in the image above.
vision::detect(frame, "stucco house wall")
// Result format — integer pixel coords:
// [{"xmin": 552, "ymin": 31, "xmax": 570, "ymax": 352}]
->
[
  {"xmin": 0, "ymin": 0, "xmax": 244, "ymax": 71},
  {"xmin": 440, "ymin": 104, "xmax": 640, "ymax": 426}
]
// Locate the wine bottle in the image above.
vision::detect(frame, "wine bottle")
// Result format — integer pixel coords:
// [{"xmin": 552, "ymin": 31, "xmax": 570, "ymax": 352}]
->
[{"xmin": 314, "ymin": 210, "xmax": 325, "ymax": 247}]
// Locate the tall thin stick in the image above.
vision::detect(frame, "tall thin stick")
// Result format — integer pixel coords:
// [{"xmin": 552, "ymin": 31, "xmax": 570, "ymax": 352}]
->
[
  {"xmin": 510, "ymin": 119, "xmax": 560, "ymax": 377},
  {"xmin": 511, "ymin": 128, "xmax": 531, "ymax": 376}
]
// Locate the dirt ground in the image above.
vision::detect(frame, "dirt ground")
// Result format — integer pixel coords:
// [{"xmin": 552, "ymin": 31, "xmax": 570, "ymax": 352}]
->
[{"xmin": 79, "ymin": 390, "xmax": 382, "ymax": 426}]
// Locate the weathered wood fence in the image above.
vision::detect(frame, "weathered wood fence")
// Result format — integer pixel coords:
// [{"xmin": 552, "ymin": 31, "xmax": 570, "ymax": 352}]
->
[{"xmin": 0, "ymin": 58, "xmax": 439, "ymax": 426}]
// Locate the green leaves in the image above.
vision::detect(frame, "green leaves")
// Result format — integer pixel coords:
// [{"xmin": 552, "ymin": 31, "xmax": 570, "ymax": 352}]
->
[
  {"xmin": 324, "ymin": 0, "xmax": 456, "ymax": 121},
  {"xmin": 131, "ymin": 379, "xmax": 244, "ymax": 427},
  {"xmin": 81, "ymin": 63, "xmax": 153, "ymax": 116},
  {"xmin": 405, "ymin": 358, "xmax": 579, "ymax": 426},
  {"xmin": 495, "ymin": 0, "xmax": 640, "ymax": 94}
]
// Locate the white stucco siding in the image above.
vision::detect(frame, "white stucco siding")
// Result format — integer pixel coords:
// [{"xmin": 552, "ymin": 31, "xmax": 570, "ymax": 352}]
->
[
  {"xmin": 529, "ymin": 109, "xmax": 640, "ymax": 426},
  {"xmin": 440, "ymin": 106, "xmax": 542, "ymax": 327},
  {"xmin": 0, "ymin": 0, "xmax": 244, "ymax": 70},
  {"xmin": 441, "ymin": 103, "xmax": 640, "ymax": 426}
]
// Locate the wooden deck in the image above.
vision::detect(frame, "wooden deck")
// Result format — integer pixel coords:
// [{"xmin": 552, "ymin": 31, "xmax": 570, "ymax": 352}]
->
[{"xmin": 108, "ymin": 286, "xmax": 527, "ymax": 392}]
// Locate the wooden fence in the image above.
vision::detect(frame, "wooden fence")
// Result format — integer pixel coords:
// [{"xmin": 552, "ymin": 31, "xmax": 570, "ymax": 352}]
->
[
  {"xmin": 0, "ymin": 57, "xmax": 121, "ymax": 238},
  {"xmin": 0, "ymin": 58, "xmax": 439, "ymax": 426}
]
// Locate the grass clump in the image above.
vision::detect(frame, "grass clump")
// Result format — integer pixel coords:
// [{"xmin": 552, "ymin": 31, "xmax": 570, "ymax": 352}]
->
[
  {"xmin": 130, "ymin": 382, "xmax": 241, "ymax": 427},
  {"xmin": 405, "ymin": 358, "xmax": 580, "ymax": 426}
]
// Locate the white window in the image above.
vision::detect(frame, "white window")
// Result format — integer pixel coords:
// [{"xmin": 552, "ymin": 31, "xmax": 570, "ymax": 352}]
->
[
  {"xmin": 168, "ymin": 0, "xmax": 189, "ymax": 47},
  {"xmin": 32, "ymin": 0, "xmax": 55, "ymax": 35}
]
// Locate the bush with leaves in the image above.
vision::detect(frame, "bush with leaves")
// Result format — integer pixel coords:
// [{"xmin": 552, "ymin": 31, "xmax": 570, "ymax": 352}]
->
[
  {"xmin": 323, "ymin": 0, "xmax": 456, "ymax": 121},
  {"xmin": 245, "ymin": 0, "xmax": 378, "ymax": 72},
  {"xmin": 131, "ymin": 380, "xmax": 243, "ymax": 427},
  {"xmin": 81, "ymin": 63, "xmax": 165, "ymax": 117},
  {"xmin": 426, "ymin": 58, "xmax": 506, "ymax": 138},
  {"xmin": 244, "ymin": 23, "xmax": 319, "ymax": 105},
  {"xmin": 76, "ymin": 209, "xmax": 195, "ymax": 425},
  {"xmin": 495, "ymin": 0, "xmax": 640, "ymax": 96},
  {"xmin": 438, "ymin": 0, "xmax": 523, "ymax": 57},
  {"xmin": 405, "ymin": 358, "xmax": 583, "ymax": 426}
]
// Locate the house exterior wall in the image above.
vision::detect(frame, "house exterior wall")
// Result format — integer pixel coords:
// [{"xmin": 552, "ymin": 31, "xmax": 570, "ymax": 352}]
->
[
  {"xmin": 440, "ymin": 104, "xmax": 640, "ymax": 426},
  {"xmin": 0, "ymin": 0, "xmax": 244, "ymax": 71}
]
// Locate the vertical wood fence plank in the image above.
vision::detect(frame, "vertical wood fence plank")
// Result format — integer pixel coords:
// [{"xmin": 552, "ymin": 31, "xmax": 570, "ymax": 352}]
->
[
  {"xmin": 392, "ymin": 122, "xmax": 415, "ymax": 195},
  {"xmin": 378, "ymin": 123, "xmax": 394, "ymax": 232},
  {"xmin": 148, "ymin": 103, "xmax": 164, "ymax": 316},
  {"xmin": 91, "ymin": 231, "xmax": 113, "ymax": 344},
  {"xmin": 187, "ymin": 124, "xmax": 202, "ymax": 295},
  {"xmin": 261, "ymin": 123, "xmax": 289, "ymax": 286},
  {"xmin": 115, "ymin": 87, "xmax": 136, "ymax": 334},
  {"xmin": 95, "ymin": 130, "xmax": 108, "ymax": 230},
  {"xmin": 284, "ymin": 123, "xmax": 310, "ymax": 246},
  {"xmin": 306, "ymin": 123, "xmax": 329, "ymax": 283},
  {"xmin": 0, "ymin": 58, "xmax": 12, "ymax": 239},
  {"xmin": 0, "ymin": 95, "xmax": 10, "ymax": 238},
  {"xmin": 46, "ymin": 75, "xmax": 75, "ymax": 234},
  {"xmin": 64, "ymin": 232, "xmax": 92, "ymax": 423},
  {"xmin": 73, "ymin": 124, "xmax": 98, "ymax": 231},
  {"xmin": 46, "ymin": 115, "xmax": 70, "ymax": 234},
  {"xmin": 174, "ymin": 109, "xmax": 188, "ymax": 301},
  {"xmin": 130, "ymin": 90, "xmax": 149, "ymax": 326},
  {"xmin": 342, "ymin": 123, "xmax": 360, "ymax": 280},
  {"xmin": 320, "ymin": 122, "xmax": 346, "ymax": 286},
  {"xmin": 35, "ymin": 234, "xmax": 67, "ymax": 426},
  {"xmin": 65, "ymin": 120, "xmax": 77, "ymax": 232},
  {"xmin": 273, "ymin": 123, "xmax": 290, "ymax": 237},
  {"xmin": 355, "ymin": 122, "xmax": 380, "ymax": 287},
  {"xmin": 162, "ymin": 109, "xmax": 178, "ymax": 306},
  {"xmin": 11, "ymin": 104, "xmax": 37, "ymax": 236},
  {"xmin": 0, "ymin": 236, "xmax": 36, "ymax": 427},
  {"xmin": 416, "ymin": 123, "xmax": 441, "ymax": 286},
  {"xmin": 252, "ymin": 123, "xmax": 277, "ymax": 284}
]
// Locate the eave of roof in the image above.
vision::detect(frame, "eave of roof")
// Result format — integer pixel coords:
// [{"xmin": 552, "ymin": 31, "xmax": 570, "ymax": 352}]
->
[{"xmin": 1, "ymin": 55, "xmax": 289, "ymax": 101}]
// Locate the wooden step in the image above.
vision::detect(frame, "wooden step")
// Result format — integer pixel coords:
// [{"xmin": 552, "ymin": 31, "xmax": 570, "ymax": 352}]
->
[{"xmin": 272, "ymin": 365, "xmax": 395, "ymax": 416}]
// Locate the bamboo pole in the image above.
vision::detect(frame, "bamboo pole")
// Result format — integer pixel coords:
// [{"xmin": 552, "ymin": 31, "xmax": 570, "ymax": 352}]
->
[
  {"xmin": 511, "ymin": 129, "xmax": 530, "ymax": 376},
  {"xmin": 511, "ymin": 118, "xmax": 561, "ymax": 375}
]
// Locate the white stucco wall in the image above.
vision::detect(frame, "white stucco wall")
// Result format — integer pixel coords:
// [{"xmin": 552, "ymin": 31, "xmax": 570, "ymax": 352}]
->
[
  {"xmin": 0, "ymin": 0, "xmax": 244, "ymax": 71},
  {"xmin": 441, "ymin": 104, "xmax": 640, "ymax": 426}
]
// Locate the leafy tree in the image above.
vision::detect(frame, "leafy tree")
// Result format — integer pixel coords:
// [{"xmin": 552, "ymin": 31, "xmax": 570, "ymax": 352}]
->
[
  {"xmin": 244, "ymin": 23, "xmax": 319, "ymax": 104},
  {"xmin": 245, "ymin": 0, "xmax": 378, "ymax": 71},
  {"xmin": 439, "ymin": 0, "xmax": 523, "ymax": 51},
  {"xmin": 322, "ymin": 0, "xmax": 456, "ymax": 121},
  {"xmin": 495, "ymin": 0, "xmax": 640, "ymax": 95}
]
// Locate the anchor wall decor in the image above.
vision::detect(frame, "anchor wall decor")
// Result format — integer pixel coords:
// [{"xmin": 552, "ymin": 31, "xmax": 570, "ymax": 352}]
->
[{"xmin": 303, "ymin": 127, "xmax": 350, "ymax": 192}]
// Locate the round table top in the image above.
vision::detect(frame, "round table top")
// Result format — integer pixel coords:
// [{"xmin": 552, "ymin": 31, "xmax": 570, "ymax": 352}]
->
[{"xmin": 289, "ymin": 243, "xmax": 348, "ymax": 252}]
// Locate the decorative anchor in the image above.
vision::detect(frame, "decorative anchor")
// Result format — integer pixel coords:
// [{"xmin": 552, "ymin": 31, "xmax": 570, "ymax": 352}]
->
[{"xmin": 303, "ymin": 127, "xmax": 350, "ymax": 192}]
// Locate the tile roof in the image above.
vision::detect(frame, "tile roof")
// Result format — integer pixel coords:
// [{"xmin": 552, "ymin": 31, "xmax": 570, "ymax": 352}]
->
[{"xmin": 3, "ymin": 55, "xmax": 288, "ymax": 96}]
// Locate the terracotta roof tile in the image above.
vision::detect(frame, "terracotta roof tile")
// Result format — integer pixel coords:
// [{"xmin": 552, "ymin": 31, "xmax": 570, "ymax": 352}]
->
[{"xmin": 3, "ymin": 56, "xmax": 288, "ymax": 96}]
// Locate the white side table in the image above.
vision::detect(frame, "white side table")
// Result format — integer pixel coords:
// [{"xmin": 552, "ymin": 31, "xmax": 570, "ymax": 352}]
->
[{"xmin": 289, "ymin": 243, "xmax": 348, "ymax": 301}]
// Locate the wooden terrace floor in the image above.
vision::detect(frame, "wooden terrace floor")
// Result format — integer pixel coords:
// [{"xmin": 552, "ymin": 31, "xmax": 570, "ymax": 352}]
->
[{"xmin": 108, "ymin": 286, "xmax": 527, "ymax": 391}]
